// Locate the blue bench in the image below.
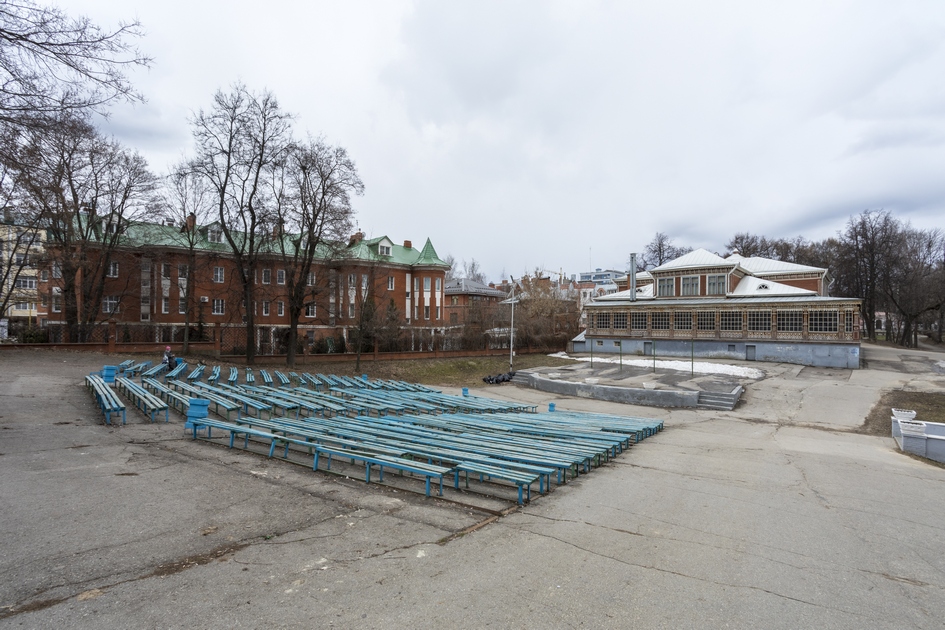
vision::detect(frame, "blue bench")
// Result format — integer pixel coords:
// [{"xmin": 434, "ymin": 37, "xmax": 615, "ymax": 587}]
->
[
  {"xmin": 116, "ymin": 377, "xmax": 169, "ymax": 422},
  {"xmin": 85, "ymin": 374, "xmax": 126, "ymax": 425},
  {"xmin": 141, "ymin": 363, "xmax": 168, "ymax": 380},
  {"xmin": 165, "ymin": 361, "xmax": 188, "ymax": 382},
  {"xmin": 227, "ymin": 367, "xmax": 239, "ymax": 385}
]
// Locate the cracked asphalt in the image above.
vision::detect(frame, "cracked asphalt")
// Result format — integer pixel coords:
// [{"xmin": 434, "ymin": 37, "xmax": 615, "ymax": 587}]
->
[{"xmin": 1, "ymin": 345, "xmax": 944, "ymax": 629}]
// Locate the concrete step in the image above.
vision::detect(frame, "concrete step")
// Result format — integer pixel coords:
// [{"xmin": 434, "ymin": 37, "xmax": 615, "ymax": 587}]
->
[{"xmin": 696, "ymin": 386, "xmax": 743, "ymax": 411}]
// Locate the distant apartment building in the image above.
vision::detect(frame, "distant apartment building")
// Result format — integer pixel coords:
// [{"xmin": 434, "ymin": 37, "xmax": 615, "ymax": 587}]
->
[{"xmin": 0, "ymin": 223, "xmax": 47, "ymax": 334}]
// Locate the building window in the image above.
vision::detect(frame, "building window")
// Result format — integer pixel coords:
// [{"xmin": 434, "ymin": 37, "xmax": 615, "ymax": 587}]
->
[
  {"xmin": 349, "ymin": 303, "xmax": 355, "ymax": 318},
  {"xmin": 14, "ymin": 276, "xmax": 37, "ymax": 289},
  {"xmin": 651, "ymin": 312, "xmax": 670, "ymax": 330},
  {"xmin": 777, "ymin": 310, "xmax": 802, "ymax": 332},
  {"xmin": 596, "ymin": 312, "xmax": 611, "ymax": 329},
  {"xmin": 596, "ymin": 340, "xmax": 604, "ymax": 347},
  {"xmin": 844, "ymin": 310, "xmax": 855, "ymax": 333},
  {"xmin": 277, "ymin": 269, "xmax": 285, "ymax": 285},
  {"xmin": 414, "ymin": 277, "xmax": 419, "ymax": 294},
  {"xmin": 613, "ymin": 312, "xmax": 627, "ymax": 329},
  {"xmin": 614, "ymin": 341, "xmax": 622, "ymax": 347},
  {"xmin": 657, "ymin": 278, "xmax": 674, "ymax": 297},
  {"xmin": 435, "ymin": 278, "xmax": 442, "ymax": 292},
  {"xmin": 306, "ymin": 303, "xmax": 316, "ymax": 318},
  {"xmin": 262, "ymin": 301, "xmax": 270, "ymax": 316},
  {"xmin": 707, "ymin": 275, "xmax": 726, "ymax": 295},
  {"xmin": 379, "ymin": 244, "xmax": 391, "ymax": 256},
  {"xmin": 423, "ymin": 305, "xmax": 430, "ymax": 320},
  {"xmin": 179, "ymin": 297, "xmax": 187, "ymax": 314},
  {"xmin": 436, "ymin": 306, "xmax": 440, "ymax": 319},
  {"xmin": 178, "ymin": 264, "xmax": 188, "ymax": 279},
  {"xmin": 40, "ymin": 269, "xmax": 48, "ymax": 282},
  {"xmin": 212, "ymin": 299, "xmax": 225, "ymax": 315},
  {"xmin": 107, "ymin": 261, "xmax": 119, "ymax": 278},
  {"xmin": 673, "ymin": 311, "xmax": 692, "ymax": 330},
  {"xmin": 348, "ymin": 273, "xmax": 356, "ymax": 286},
  {"xmin": 208, "ymin": 227, "xmax": 222, "ymax": 243},
  {"xmin": 307, "ymin": 272, "xmax": 315, "ymax": 286},
  {"xmin": 14, "ymin": 253, "xmax": 28, "ymax": 265},
  {"xmin": 52, "ymin": 262, "xmax": 61, "ymax": 279},
  {"xmin": 697, "ymin": 311, "xmax": 716, "ymax": 331},
  {"xmin": 423, "ymin": 277, "xmax": 431, "ymax": 292},
  {"xmin": 213, "ymin": 267, "xmax": 224, "ymax": 283},
  {"xmin": 361, "ymin": 274, "xmax": 368, "ymax": 291},
  {"xmin": 277, "ymin": 301, "xmax": 284, "ymax": 317},
  {"xmin": 720, "ymin": 311, "xmax": 743, "ymax": 331},
  {"xmin": 102, "ymin": 296, "xmax": 119, "ymax": 314},
  {"xmin": 162, "ymin": 263, "xmax": 171, "ymax": 279},
  {"xmin": 681, "ymin": 276, "xmax": 699, "ymax": 296},
  {"xmin": 162, "ymin": 297, "xmax": 169, "ymax": 314},
  {"xmin": 631, "ymin": 312, "xmax": 647, "ymax": 330},
  {"xmin": 809, "ymin": 310, "xmax": 839, "ymax": 333},
  {"xmin": 52, "ymin": 296, "xmax": 61, "ymax": 312},
  {"xmin": 387, "ymin": 276, "xmax": 395, "ymax": 291},
  {"xmin": 747, "ymin": 311, "xmax": 771, "ymax": 332},
  {"xmin": 262, "ymin": 268, "xmax": 271, "ymax": 284}
]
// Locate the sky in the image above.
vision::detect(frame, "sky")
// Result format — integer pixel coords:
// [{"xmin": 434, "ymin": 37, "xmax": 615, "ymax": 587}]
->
[{"xmin": 61, "ymin": 0, "xmax": 945, "ymax": 282}]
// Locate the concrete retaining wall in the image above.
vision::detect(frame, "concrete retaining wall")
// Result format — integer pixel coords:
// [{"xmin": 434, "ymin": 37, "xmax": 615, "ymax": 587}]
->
[
  {"xmin": 893, "ymin": 418, "xmax": 945, "ymax": 463},
  {"xmin": 526, "ymin": 373, "xmax": 699, "ymax": 408},
  {"xmin": 575, "ymin": 338, "xmax": 861, "ymax": 369}
]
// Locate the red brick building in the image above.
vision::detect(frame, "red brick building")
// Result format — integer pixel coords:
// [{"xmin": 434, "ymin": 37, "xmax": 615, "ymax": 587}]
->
[{"xmin": 42, "ymin": 219, "xmax": 450, "ymax": 354}]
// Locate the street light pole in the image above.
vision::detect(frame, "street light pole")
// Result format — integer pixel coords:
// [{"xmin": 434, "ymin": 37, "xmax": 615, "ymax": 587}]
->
[{"xmin": 509, "ymin": 278, "xmax": 515, "ymax": 373}]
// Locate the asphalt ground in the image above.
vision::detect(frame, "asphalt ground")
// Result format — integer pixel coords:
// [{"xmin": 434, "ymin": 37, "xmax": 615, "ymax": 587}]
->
[{"xmin": 1, "ymin": 345, "xmax": 944, "ymax": 629}]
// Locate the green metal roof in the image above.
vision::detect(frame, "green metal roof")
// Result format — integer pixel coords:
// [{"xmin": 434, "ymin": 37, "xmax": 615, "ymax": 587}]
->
[{"xmin": 115, "ymin": 220, "xmax": 448, "ymax": 269}]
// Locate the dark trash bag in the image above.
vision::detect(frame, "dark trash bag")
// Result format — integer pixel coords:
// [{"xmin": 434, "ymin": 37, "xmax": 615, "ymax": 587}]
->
[{"xmin": 482, "ymin": 371, "xmax": 516, "ymax": 384}]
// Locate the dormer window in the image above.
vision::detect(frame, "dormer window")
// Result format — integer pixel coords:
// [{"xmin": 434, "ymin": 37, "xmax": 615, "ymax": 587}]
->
[
  {"xmin": 379, "ymin": 244, "xmax": 391, "ymax": 256},
  {"xmin": 758, "ymin": 283, "xmax": 769, "ymax": 290},
  {"xmin": 208, "ymin": 227, "xmax": 223, "ymax": 243}
]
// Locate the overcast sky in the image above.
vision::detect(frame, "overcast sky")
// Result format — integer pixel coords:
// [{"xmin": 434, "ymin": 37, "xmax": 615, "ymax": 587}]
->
[{"xmin": 63, "ymin": 0, "xmax": 945, "ymax": 281}]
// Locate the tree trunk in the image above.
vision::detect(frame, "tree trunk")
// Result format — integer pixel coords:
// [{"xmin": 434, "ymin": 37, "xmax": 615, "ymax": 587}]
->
[
  {"xmin": 244, "ymin": 283, "xmax": 256, "ymax": 364},
  {"xmin": 286, "ymin": 311, "xmax": 300, "ymax": 367}
]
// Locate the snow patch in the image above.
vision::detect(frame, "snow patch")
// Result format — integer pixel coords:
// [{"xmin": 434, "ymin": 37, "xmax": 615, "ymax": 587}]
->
[{"xmin": 548, "ymin": 352, "xmax": 765, "ymax": 379}]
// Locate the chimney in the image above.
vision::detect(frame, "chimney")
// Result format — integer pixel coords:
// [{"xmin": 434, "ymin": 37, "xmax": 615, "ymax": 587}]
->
[
  {"xmin": 348, "ymin": 231, "xmax": 364, "ymax": 246},
  {"xmin": 186, "ymin": 212, "xmax": 196, "ymax": 232},
  {"xmin": 403, "ymin": 240, "xmax": 412, "ymax": 249},
  {"xmin": 273, "ymin": 219, "xmax": 285, "ymax": 238}
]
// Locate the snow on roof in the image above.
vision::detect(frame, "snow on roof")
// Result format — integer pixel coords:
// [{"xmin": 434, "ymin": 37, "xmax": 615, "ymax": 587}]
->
[
  {"xmin": 594, "ymin": 284, "xmax": 653, "ymax": 301},
  {"xmin": 729, "ymin": 275, "xmax": 816, "ymax": 297},
  {"xmin": 651, "ymin": 248, "xmax": 730, "ymax": 272},
  {"xmin": 729, "ymin": 256, "xmax": 825, "ymax": 275}
]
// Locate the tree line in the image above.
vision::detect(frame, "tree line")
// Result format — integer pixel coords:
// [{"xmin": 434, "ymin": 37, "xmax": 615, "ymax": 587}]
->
[{"xmin": 633, "ymin": 211, "xmax": 945, "ymax": 347}]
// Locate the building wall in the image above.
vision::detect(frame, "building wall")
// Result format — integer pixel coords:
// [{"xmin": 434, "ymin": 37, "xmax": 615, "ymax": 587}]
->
[
  {"xmin": 578, "ymin": 337, "xmax": 861, "ymax": 369},
  {"xmin": 43, "ymin": 244, "xmax": 448, "ymax": 340}
]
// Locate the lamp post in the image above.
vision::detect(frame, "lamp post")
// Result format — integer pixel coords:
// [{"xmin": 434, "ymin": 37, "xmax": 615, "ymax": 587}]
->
[
  {"xmin": 500, "ymin": 278, "xmax": 519, "ymax": 373},
  {"xmin": 509, "ymin": 278, "xmax": 515, "ymax": 372}
]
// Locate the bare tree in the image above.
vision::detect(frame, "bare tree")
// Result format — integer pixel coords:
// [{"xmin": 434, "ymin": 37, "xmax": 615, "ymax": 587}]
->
[
  {"xmin": 462, "ymin": 258, "xmax": 487, "ymax": 283},
  {"xmin": 14, "ymin": 111, "xmax": 153, "ymax": 341},
  {"xmin": 269, "ymin": 137, "xmax": 361, "ymax": 366},
  {"xmin": 836, "ymin": 210, "xmax": 900, "ymax": 342},
  {"xmin": 189, "ymin": 84, "xmax": 293, "ymax": 363},
  {"xmin": 0, "ymin": 0, "xmax": 150, "ymax": 127},
  {"xmin": 881, "ymin": 227, "xmax": 944, "ymax": 347},
  {"xmin": 158, "ymin": 161, "xmax": 214, "ymax": 352},
  {"xmin": 636, "ymin": 232, "xmax": 692, "ymax": 269},
  {"xmin": 443, "ymin": 253, "xmax": 458, "ymax": 281}
]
